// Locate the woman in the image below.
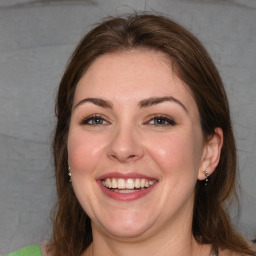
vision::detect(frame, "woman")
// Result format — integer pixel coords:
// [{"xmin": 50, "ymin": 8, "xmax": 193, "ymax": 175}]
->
[{"xmin": 7, "ymin": 13, "xmax": 255, "ymax": 256}]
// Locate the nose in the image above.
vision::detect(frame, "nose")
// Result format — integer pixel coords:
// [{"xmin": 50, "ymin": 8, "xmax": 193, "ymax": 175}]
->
[{"xmin": 107, "ymin": 125, "xmax": 144, "ymax": 163}]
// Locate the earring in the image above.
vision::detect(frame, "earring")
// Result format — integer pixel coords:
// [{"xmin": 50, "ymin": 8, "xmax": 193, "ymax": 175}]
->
[
  {"xmin": 205, "ymin": 171, "xmax": 209, "ymax": 186},
  {"xmin": 68, "ymin": 166, "xmax": 72, "ymax": 183}
]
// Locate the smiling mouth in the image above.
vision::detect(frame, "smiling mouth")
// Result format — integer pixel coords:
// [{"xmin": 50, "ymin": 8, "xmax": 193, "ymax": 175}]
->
[{"xmin": 101, "ymin": 178, "xmax": 157, "ymax": 193}]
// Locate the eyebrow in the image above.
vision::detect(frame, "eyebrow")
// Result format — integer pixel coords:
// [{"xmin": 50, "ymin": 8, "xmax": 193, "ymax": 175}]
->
[
  {"xmin": 74, "ymin": 98, "xmax": 113, "ymax": 109},
  {"xmin": 139, "ymin": 96, "xmax": 188, "ymax": 112},
  {"xmin": 74, "ymin": 96, "xmax": 187, "ymax": 112}
]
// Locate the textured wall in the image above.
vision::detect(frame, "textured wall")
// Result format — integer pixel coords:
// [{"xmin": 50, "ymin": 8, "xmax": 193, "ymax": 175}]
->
[{"xmin": 1, "ymin": 0, "xmax": 255, "ymax": 254}]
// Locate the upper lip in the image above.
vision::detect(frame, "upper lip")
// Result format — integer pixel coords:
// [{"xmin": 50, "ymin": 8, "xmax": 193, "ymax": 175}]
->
[{"xmin": 97, "ymin": 172, "xmax": 157, "ymax": 181}]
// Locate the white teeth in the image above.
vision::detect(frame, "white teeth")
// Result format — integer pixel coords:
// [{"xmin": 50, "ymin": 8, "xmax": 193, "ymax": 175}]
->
[
  {"xmin": 126, "ymin": 179, "xmax": 135, "ymax": 189},
  {"xmin": 101, "ymin": 178, "xmax": 156, "ymax": 190},
  {"xmin": 135, "ymin": 178, "xmax": 141, "ymax": 188},
  {"xmin": 117, "ymin": 178, "xmax": 126, "ymax": 189},
  {"xmin": 141, "ymin": 179, "xmax": 145, "ymax": 188},
  {"xmin": 106, "ymin": 178, "xmax": 111, "ymax": 188},
  {"xmin": 112, "ymin": 178, "xmax": 117, "ymax": 188},
  {"xmin": 114, "ymin": 189, "xmax": 140, "ymax": 193}
]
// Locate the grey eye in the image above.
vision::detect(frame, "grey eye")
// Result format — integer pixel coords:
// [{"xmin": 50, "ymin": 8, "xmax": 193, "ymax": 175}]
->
[
  {"xmin": 81, "ymin": 115, "xmax": 107, "ymax": 125},
  {"xmin": 148, "ymin": 116, "xmax": 176, "ymax": 126}
]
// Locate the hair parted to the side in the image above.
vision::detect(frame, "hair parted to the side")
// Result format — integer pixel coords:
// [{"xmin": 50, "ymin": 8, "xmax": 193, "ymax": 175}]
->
[{"xmin": 47, "ymin": 13, "xmax": 254, "ymax": 256}]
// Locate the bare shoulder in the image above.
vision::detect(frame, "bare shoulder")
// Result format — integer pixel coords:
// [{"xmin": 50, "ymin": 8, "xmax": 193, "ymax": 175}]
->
[
  {"xmin": 219, "ymin": 247, "xmax": 256, "ymax": 256},
  {"xmin": 251, "ymin": 242, "xmax": 256, "ymax": 254},
  {"xmin": 219, "ymin": 248, "xmax": 256, "ymax": 256},
  {"xmin": 40, "ymin": 243, "xmax": 50, "ymax": 256}
]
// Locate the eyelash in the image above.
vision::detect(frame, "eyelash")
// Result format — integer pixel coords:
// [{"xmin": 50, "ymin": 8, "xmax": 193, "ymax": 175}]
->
[
  {"xmin": 80, "ymin": 115, "xmax": 109, "ymax": 126},
  {"xmin": 146, "ymin": 115, "xmax": 176, "ymax": 126},
  {"xmin": 80, "ymin": 114, "xmax": 176, "ymax": 127}
]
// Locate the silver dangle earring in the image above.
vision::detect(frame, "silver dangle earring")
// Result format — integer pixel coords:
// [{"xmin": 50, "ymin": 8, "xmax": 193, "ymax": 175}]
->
[
  {"xmin": 68, "ymin": 166, "xmax": 72, "ymax": 183},
  {"xmin": 205, "ymin": 171, "xmax": 209, "ymax": 186}
]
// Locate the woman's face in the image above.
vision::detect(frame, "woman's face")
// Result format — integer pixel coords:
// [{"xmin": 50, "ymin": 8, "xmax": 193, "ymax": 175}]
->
[{"xmin": 68, "ymin": 49, "xmax": 207, "ymax": 240}]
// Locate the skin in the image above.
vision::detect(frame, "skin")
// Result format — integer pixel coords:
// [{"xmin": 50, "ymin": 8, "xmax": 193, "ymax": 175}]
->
[{"xmin": 67, "ymin": 49, "xmax": 223, "ymax": 256}]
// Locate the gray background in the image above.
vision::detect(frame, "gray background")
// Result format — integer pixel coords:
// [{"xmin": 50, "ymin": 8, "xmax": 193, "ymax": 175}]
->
[{"xmin": 0, "ymin": 0, "xmax": 255, "ymax": 254}]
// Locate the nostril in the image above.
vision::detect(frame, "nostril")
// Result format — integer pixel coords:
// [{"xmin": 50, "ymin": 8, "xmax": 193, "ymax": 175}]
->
[
  {"xmin": 107, "ymin": 136, "xmax": 144, "ymax": 162},
  {"xmin": 108, "ymin": 153, "xmax": 139, "ymax": 162}
]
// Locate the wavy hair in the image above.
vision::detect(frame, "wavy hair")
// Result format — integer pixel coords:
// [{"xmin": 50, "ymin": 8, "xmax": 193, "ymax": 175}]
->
[{"xmin": 47, "ymin": 13, "xmax": 254, "ymax": 256}]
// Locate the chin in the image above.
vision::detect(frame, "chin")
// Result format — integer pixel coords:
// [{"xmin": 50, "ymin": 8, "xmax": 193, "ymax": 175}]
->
[
  {"xmin": 103, "ymin": 223, "xmax": 151, "ymax": 239},
  {"xmin": 95, "ymin": 211, "xmax": 155, "ymax": 239}
]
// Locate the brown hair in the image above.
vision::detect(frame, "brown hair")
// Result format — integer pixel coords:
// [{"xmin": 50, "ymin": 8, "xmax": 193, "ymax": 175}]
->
[{"xmin": 48, "ymin": 13, "xmax": 254, "ymax": 256}]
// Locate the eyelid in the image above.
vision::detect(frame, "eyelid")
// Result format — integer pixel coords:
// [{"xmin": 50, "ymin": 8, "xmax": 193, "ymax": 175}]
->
[
  {"xmin": 80, "ymin": 114, "xmax": 111, "ymax": 125},
  {"xmin": 144, "ymin": 114, "xmax": 176, "ymax": 126}
]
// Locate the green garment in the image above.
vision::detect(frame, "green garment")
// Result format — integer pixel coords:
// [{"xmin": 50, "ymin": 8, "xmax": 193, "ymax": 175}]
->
[{"xmin": 6, "ymin": 245, "xmax": 42, "ymax": 256}]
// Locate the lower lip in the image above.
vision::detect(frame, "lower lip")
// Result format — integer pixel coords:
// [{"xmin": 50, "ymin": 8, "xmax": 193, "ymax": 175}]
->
[{"xmin": 97, "ymin": 181, "xmax": 158, "ymax": 201}]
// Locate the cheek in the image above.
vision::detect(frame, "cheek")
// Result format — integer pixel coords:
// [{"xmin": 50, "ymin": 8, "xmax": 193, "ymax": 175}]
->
[
  {"xmin": 67, "ymin": 129, "xmax": 106, "ymax": 174},
  {"xmin": 145, "ymin": 131, "xmax": 202, "ymax": 179}
]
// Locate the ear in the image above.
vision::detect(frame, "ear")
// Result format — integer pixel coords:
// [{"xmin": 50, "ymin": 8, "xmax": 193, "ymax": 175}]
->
[{"xmin": 197, "ymin": 127, "xmax": 223, "ymax": 180}]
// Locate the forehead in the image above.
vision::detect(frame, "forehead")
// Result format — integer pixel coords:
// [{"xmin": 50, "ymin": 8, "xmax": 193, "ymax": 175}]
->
[{"xmin": 74, "ymin": 49, "xmax": 197, "ymax": 111}]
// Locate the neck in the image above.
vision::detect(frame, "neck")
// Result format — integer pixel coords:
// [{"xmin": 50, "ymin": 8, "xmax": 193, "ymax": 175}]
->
[
  {"xmin": 82, "ymin": 195, "xmax": 211, "ymax": 256},
  {"xmin": 83, "ymin": 219, "xmax": 211, "ymax": 256},
  {"xmin": 88, "ymin": 234, "xmax": 199, "ymax": 256}
]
